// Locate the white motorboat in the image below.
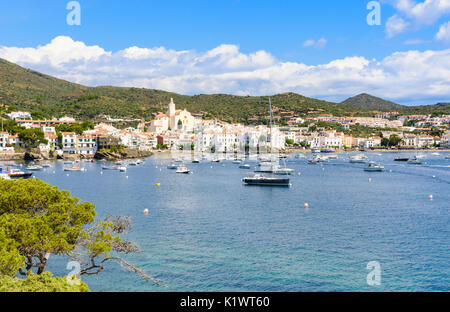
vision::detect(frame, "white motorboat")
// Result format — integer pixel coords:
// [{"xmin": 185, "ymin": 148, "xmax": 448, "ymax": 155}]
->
[
  {"xmin": 119, "ymin": 166, "xmax": 127, "ymax": 172},
  {"xmin": 364, "ymin": 161, "xmax": 385, "ymax": 172},
  {"xmin": 27, "ymin": 165, "xmax": 43, "ymax": 171},
  {"xmin": 272, "ymin": 168, "xmax": 294, "ymax": 175},
  {"xmin": 308, "ymin": 155, "xmax": 327, "ymax": 163},
  {"xmin": 232, "ymin": 160, "xmax": 242, "ymax": 164},
  {"xmin": 239, "ymin": 164, "xmax": 251, "ymax": 169},
  {"xmin": 350, "ymin": 154, "xmax": 368, "ymax": 163},
  {"xmin": 408, "ymin": 157, "xmax": 422, "ymax": 164},
  {"xmin": 176, "ymin": 166, "xmax": 190, "ymax": 174},
  {"xmin": 192, "ymin": 159, "xmax": 200, "ymax": 163},
  {"xmin": 308, "ymin": 157, "xmax": 320, "ymax": 164},
  {"xmin": 64, "ymin": 167, "xmax": 85, "ymax": 172}
]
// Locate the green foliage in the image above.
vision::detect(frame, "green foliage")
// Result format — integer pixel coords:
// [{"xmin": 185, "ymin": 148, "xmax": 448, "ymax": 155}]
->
[
  {"xmin": 381, "ymin": 134, "xmax": 403, "ymax": 147},
  {"xmin": 109, "ymin": 145, "xmax": 125, "ymax": 153},
  {"xmin": 18, "ymin": 128, "xmax": 48, "ymax": 148},
  {"xmin": 0, "ymin": 179, "xmax": 96, "ymax": 274},
  {"xmin": 0, "ymin": 179, "xmax": 155, "ymax": 287},
  {"xmin": 1, "ymin": 119, "xmax": 22, "ymax": 134},
  {"xmin": 0, "ymin": 272, "xmax": 89, "ymax": 292},
  {"xmin": 55, "ymin": 122, "xmax": 93, "ymax": 135},
  {"xmin": 285, "ymin": 138, "xmax": 294, "ymax": 145},
  {"xmin": 429, "ymin": 127, "xmax": 443, "ymax": 137},
  {"xmin": 404, "ymin": 119, "xmax": 419, "ymax": 127},
  {"xmin": 341, "ymin": 93, "xmax": 404, "ymax": 111},
  {"xmin": 0, "ymin": 230, "xmax": 24, "ymax": 276},
  {"xmin": 156, "ymin": 144, "xmax": 168, "ymax": 150}
]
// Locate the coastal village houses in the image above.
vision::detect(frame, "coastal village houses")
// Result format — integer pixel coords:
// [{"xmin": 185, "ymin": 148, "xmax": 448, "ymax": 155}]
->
[{"xmin": 2, "ymin": 100, "xmax": 449, "ymax": 156}]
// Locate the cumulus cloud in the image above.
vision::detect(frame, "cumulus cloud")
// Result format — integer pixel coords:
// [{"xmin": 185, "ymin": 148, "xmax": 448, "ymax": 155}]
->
[
  {"xmin": 386, "ymin": 15, "xmax": 411, "ymax": 38},
  {"xmin": 0, "ymin": 36, "xmax": 449, "ymax": 104},
  {"xmin": 302, "ymin": 38, "xmax": 327, "ymax": 49},
  {"xmin": 385, "ymin": 0, "xmax": 450, "ymax": 37},
  {"xmin": 436, "ymin": 21, "xmax": 450, "ymax": 42}
]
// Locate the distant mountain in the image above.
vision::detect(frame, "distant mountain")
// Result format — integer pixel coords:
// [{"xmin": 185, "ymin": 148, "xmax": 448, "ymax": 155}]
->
[
  {"xmin": 341, "ymin": 93, "xmax": 405, "ymax": 111},
  {"xmin": 0, "ymin": 58, "xmax": 448, "ymax": 122}
]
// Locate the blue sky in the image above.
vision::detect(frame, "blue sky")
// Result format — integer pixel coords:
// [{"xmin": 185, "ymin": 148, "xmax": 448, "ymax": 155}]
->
[{"xmin": 0, "ymin": 0, "xmax": 449, "ymax": 105}]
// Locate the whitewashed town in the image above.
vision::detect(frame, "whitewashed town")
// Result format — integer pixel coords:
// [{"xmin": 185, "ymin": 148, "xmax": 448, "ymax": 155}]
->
[{"xmin": 1, "ymin": 98, "xmax": 450, "ymax": 159}]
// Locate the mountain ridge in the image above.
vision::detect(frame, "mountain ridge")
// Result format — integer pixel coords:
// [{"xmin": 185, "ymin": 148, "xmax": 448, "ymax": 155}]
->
[{"xmin": 0, "ymin": 58, "xmax": 448, "ymax": 122}]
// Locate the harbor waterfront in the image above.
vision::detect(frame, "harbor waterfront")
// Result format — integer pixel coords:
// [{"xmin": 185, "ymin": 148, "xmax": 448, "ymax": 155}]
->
[{"xmin": 6, "ymin": 151, "xmax": 449, "ymax": 292}]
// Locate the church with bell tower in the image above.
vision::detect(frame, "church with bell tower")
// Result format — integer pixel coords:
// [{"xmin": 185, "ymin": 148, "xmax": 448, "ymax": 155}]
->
[{"xmin": 149, "ymin": 98, "xmax": 196, "ymax": 134}]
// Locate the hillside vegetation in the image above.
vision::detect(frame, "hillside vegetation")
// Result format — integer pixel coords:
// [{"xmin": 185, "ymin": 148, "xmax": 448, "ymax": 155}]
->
[{"xmin": 0, "ymin": 58, "xmax": 448, "ymax": 123}]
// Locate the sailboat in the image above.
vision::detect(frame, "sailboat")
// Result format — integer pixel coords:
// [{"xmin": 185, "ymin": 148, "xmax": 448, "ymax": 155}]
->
[{"xmin": 243, "ymin": 98, "xmax": 291, "ymax": 186}]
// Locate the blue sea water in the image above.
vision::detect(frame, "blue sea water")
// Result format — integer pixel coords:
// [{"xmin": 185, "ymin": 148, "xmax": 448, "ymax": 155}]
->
[{"xmin": 20, "ymin": 152, "xmax": 450, "ymax": 292}]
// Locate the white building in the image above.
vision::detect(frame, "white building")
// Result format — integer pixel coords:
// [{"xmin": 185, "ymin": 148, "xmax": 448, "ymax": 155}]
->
[
  {"xmin": 62, "ymin": 132, "xmax": 77, "ymax": 154},
  {"xmin": 0, "ymin": 132, "xmax": 9, "ymax": 150},
  {"xmin": 77, "ymin": 135, "xmax": 97, "ymax": 155},
  {"xmin": 7, "ymin": 111, "xmax": 32, "ymax": 120},
  {"xmin": 149, "ymin": 98, "xmax": 196, "ymax": 133}
]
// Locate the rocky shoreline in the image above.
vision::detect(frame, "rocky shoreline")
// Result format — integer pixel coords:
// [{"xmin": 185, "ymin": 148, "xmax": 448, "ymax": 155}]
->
[{"xmin": 0, "ymin": 148, "xmax": 153, "ymax": 162}]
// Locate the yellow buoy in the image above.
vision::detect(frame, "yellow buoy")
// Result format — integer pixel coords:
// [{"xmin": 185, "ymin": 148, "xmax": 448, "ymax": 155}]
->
[{"xmin": 156, "ymin": 183, "xmax": 161, "ymax": 187}]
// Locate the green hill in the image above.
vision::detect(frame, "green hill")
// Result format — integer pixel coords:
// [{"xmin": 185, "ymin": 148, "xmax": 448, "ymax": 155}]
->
[
  {"xmin": 341, "ymin": 93, "xmax": 405, "ymax": 111},
  {"xmin": 0, "ymin": 58, "xmax": 448, "ymax": 123}
]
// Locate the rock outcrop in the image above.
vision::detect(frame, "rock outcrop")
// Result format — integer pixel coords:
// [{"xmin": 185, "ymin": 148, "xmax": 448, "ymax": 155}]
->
[{"xmin": 94, "ymin": 149, "xmax": 153, "ymax": 160}]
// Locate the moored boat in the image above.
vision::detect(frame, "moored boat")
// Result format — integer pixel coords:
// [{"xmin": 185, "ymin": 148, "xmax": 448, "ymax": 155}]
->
[
  {"xmin": 364, "ymin": 161, "xmax": 385, "ymax": 172},
  {"xmin": 176, "ymin": 166, "xmax": 191, "ymax": 174},
  {"xmin": 8, "ymin": 169, "xmax": 33, "ymax": 179},
  {"xmin": 349, "ymin": 154, "xmax": 368, "ymax": 163},
  {"xmin": 27, "ymin": 165, "xmax": 43, "ymax": 171},
  {"xmin": 242, "ymin": 174, "xmax": 290, "ymax": 187},
  {"xmin": 408, "ymin": 157, "xmax": 422, "ymax": 164},
  {"xmin": 64, "ymin": 167, "xmax": 86, "ymax": 172}
]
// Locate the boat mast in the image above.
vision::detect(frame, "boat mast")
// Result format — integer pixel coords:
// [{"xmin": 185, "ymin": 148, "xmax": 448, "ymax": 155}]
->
[
  {"xmin": 269, "ymin": 97, "xmax": 273, "ymax": 156},
  {"xmin": 1, "ymin": 118, "xmax": 8, "ymax": 174}
]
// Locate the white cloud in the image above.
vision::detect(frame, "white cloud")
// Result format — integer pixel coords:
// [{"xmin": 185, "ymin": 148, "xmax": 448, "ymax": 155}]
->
[
  {"xmin": 302, "ymin": 38, "xmax": 327, "ymax": 49},
  {"xmin": 385, "ymin": 0, "xmax": 450, "ymax": 37},
  {"xmin": 436, "ymin": 21, "xmax": 450, "ymax": 42},
  {"xmin": 386, "ymin": 15, "xmax": 411, "ymax": 38},
  {"xmin": 0, "ymin": 36, "xmax": 449, "ymax": 105}
]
